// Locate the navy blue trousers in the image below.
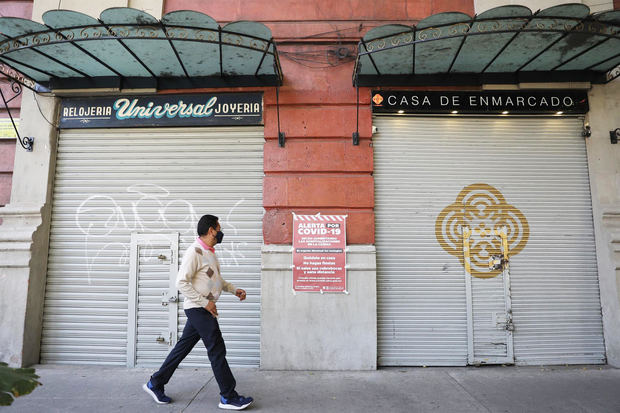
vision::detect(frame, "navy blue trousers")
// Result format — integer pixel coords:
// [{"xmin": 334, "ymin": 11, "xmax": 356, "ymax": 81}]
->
[{"xmin": 150, "ymin": 307, "xmax": 238, "ymax": 399}]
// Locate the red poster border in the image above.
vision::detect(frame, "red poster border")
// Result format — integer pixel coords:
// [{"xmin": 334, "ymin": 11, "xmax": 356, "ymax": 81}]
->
[{"xmin": 292, "ymin": 212, "xmax": 348, "ymax": 294}]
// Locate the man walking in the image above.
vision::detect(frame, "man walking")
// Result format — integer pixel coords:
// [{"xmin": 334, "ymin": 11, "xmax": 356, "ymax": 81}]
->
[{"xmin": 143, "ymin": 214, "xmax": 253, "ymax": 410}]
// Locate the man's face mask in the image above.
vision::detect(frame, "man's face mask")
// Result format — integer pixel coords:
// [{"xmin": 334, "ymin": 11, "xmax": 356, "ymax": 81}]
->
[{"xmin": 215, "ymin": 230, "xmax": 224, "ymax": 244}]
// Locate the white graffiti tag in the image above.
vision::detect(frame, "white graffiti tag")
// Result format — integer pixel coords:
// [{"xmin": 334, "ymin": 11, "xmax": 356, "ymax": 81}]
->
[
  {"xmin": 75, "ymin": 184, "xmax": 248, "ymax": 282},
  {"xmin": 76, "ymin": 184, "xmax": 199, "ymax": 236}
]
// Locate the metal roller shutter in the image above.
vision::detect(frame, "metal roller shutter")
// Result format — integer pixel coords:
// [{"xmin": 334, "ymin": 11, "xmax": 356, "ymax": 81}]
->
[
  {"xmin": 41, "ymin": 127, "xmax": 263, "ymax": 366},
  {"xmin": 374, "ymin": 116, "xmax": 605, "ymax": 366}
]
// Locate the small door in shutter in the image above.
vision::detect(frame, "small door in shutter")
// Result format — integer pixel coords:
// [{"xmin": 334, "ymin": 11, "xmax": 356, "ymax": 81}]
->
[
  {"xmin": 128, "ymin": 233, "xmax": 179, "ymax": 367},
  {"xmin": 462, "ymin": 226, "xmax": 514, "ymax": 365}
]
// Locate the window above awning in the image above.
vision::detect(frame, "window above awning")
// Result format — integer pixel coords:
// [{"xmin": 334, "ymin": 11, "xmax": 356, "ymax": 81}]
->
[
  {"xmin": 0, "ymin": 7, "xmax": 283, "ymax": 93},
  {"xmin": 354, "ymin": 4, "xmax": 620, "ymax": 87}
]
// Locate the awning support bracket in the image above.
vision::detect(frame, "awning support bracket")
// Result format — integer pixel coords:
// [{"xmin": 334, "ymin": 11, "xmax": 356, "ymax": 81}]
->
[
  {"xmin": 0, "ymin": 80, "xmax": 33, "ymax": 151},
  {"xmin": 352, "ymin": 83, "xmax": 359, "ymax": 146},
  {"xmin": 277, "ymin": 85, "xmax": 285, "ymax": 147}
]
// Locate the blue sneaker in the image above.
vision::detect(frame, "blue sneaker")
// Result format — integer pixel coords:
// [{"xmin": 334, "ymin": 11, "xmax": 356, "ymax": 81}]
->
[
  {"xmin": 218, "ymin": 394, "xmax": 253, "ymax": 410},
  {"xmin": 142, "ymin": 380, "xmax": 172, "ymax": 404}
]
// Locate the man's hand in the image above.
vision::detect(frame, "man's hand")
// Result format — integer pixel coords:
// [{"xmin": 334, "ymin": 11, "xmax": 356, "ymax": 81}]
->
[
  {"xmin": 235, "ymin": 289, "xmax": 247, "ymax": 301},
  {"xmin": 205, "ymin": 301, "xmax": 218, "ymax": 318}
]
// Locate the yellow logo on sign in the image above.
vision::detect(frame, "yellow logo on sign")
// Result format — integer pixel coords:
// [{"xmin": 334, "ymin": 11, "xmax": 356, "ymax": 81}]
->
[
  {"xmin": 372, "ymin": 94, "xmax": 384, "ymax": 105},
  {"xmin": 435, "ymin": 183, "xmax": 529, "ymax": 278}
]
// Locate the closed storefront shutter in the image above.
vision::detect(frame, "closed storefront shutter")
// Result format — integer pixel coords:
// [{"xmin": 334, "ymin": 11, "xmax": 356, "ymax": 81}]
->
[
  {"xmin": 41, "ymin": 127, "xmax": 263, "ymax": 366},
  {"xmin": 374, "ymin": 116, "xmax": 605, "ymax": 366}
]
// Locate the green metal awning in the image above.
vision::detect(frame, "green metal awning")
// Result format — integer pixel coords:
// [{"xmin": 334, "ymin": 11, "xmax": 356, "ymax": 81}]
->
[
  {"xmin": 0, "ymin": 7, "xmax": 283, "ymax": 93},
  {"xmin": 354, "ymin": 4, "xmax": 620, "ymax": 86}
]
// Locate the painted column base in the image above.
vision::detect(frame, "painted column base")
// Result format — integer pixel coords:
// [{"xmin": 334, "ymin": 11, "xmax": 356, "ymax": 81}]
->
[
  {"xmin": 0, "ymin": 203, "xmax": 48, "ymax": 367},
  {"xmin": 260, "ymin": 244, "xmax": 376, "ymax": 370},
  {"xmin": 601, "ymin": 211, "xmax": 620, "ymax": 367}
]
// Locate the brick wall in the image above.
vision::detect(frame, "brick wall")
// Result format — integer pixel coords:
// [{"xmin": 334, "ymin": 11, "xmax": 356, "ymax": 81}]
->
[
  {"xmin": 166, "ymin": 0, "xmax": 474, "ymax": 243},
  {"xmin": 0, "ymin": 0, "xmax": 476, "ymax": 233}
]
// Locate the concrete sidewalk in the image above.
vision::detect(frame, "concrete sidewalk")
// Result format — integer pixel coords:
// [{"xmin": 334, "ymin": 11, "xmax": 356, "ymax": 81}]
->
[{"xmin": 2, "ymin": 364, "xmax": 620, "ymax": 412}]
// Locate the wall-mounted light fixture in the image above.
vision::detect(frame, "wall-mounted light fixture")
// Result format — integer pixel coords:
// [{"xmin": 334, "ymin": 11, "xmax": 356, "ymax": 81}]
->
[
  {"xmin": 582, "ymin": 125, "xmax": 591, "ymax": 138},
  {"xmin": 610, "ymin": 128, "xmax": 619, "ymax": 144}
]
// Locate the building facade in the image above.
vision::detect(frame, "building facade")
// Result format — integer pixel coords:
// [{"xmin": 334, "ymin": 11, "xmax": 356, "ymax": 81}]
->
[
  {"xmin": 0, "ymin": 0, "xmax": 619, "ymax": 370},
  {"xmin": 0, "ymin": 2, "xmax": 31, "ymax": 212}
]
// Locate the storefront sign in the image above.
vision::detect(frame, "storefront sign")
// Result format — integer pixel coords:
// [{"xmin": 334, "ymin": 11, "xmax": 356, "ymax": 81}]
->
[
  {"xmin": 59, "ymin": 93, "xmax": 262, "ymax": 128},
  {"xmin": 293, "ymin": 213, "xmax": 347, "ymax": 293},
  {"xmin": 371, "ymin": 90, "xmax": 588, "ymax": 114}
]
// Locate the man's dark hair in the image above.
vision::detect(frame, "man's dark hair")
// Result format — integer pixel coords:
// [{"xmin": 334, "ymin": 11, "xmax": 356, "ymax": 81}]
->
[{"xmin": 197, "ymin": 214, "xmax": 219, "ymax": 236}]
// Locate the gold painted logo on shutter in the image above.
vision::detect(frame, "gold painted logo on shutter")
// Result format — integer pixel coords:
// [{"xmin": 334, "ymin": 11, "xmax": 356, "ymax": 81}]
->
[{"xmin": 435, "ymin": 183, "xmax": 529, "ymax": 278}]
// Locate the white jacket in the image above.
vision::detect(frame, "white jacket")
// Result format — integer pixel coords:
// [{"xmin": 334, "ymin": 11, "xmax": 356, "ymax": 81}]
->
[{"xmin": 176, "ymin": 240, "xmax": 237, "ymax": 310}]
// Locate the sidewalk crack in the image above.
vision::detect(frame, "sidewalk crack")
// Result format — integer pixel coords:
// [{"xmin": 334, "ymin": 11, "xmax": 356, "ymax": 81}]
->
[
  {"xmin": 445, "ymin": 371, "xmax": 492, "ymax": 413},
  {"xmin": 181, "ymin": 376, "xmax": 215, "ymax": 412}
]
